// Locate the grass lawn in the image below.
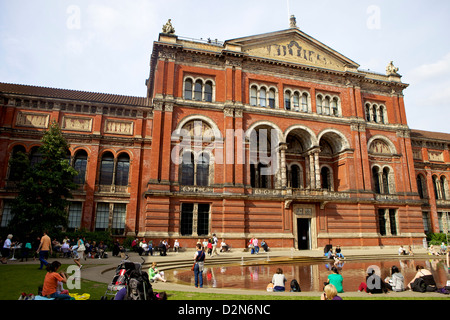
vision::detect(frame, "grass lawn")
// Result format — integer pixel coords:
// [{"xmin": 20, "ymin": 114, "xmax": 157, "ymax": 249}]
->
[{"xmin": 1, "ymin": 264, "xmax": 448, "ymax": 301}]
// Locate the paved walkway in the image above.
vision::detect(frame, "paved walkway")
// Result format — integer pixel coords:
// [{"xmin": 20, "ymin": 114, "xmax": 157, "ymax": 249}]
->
[{"xmin": 69, "ymin": 246, "xmax": 450, "ymax": 299}]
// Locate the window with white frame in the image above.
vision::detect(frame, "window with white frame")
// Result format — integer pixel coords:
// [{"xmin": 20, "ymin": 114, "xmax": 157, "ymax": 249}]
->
[
  {"xmin": 184, "ymin": 77, "xmax": 215, "ymax": 102},
  {"xmin": 68, "ymin": 202, "xmax": 82, "ymax": 230},
  {"xmin": 249, "ymin": 84, "xmax": 277, "ymax": 108},
  {"xmin": 316, "ymin": 93, "xmax": 340, "ymax": 117},
  {"xmin": 180, "ymin": 203, "xmax": 210, "ymax": 236},
  {"xmin": 1, "ymin": 200, "xmax": 13, "ymax": 228},
  {"xmin": 378, "ymin": 208, "xmax": 398, "ymax": 236},
  {"xmin": 95, "ymin": 202, "xmax": 127, "ymax": 234},
  {"xmin": 284, "ymin": 89, "xmax": 310, "ymax": 112},
  {"xmin": 365, "ymin": 102, "xmax": 388, "ymax": 124}
]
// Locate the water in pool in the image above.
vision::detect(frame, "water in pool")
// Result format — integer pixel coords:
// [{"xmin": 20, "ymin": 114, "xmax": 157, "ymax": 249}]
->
[{"xmin": 167, "ymin": 258, "xmax": 449, "ymax": 292}]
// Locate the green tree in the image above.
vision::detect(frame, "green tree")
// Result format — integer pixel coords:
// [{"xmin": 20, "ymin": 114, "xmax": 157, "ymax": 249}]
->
[{"xmin": 8, "ymin": 121, "xmax": 79, "ymax": 238}]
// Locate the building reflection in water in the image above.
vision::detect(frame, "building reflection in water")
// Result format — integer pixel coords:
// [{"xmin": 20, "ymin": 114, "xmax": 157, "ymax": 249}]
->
[{"xmin": 168, "ymin": 258, "xmax": 449, "ymax": 292}]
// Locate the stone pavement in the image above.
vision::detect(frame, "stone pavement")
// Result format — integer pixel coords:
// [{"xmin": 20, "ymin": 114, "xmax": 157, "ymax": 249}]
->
[{"xmin": 69, "ymin": 246, "xmax": 450, "ymax": 299}]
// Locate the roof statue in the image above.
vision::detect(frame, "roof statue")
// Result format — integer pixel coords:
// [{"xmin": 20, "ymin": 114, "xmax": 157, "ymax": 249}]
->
[
  {"xmin": 386, "ymin": 61, "xmax": 400, "ymax": 76},
  {"xmin": 289, "ymin": 15, "xmax": 298, "ymax": 28},
  {"xmin": 162, "ymin": 19, "xmax": 175, "ymax": 34}
]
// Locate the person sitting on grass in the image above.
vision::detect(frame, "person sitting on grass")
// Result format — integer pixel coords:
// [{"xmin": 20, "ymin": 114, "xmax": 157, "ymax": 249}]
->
[{"xmin": 41, "ymin": 261, "xmax": 74, "ymax": 300}]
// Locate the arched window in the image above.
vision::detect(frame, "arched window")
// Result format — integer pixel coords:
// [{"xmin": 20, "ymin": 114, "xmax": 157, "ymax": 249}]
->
[
  {"xmin": 331, "ymin": 97, "xmax": 339, "ymax": 116},
  {"xmin": 181, "ymin": 152, "xmax": 195, "ymax": 186},
  {"xmin": 115, "ymin": 153, "xmax": 130, "ymax": 186},
  {"xmin": 250, "ymin": 86, "xmax": 258, "ymax": 106},
  {"xmin": 204, "ymin": 81, "xmax": 213, "ymax": 102},
  {"xmin": 439, "ymin": 176, "xmax": 447, "ymax": 200},
  {"xmin": 259, "ymin": 88, "xmax": 267, "ymax": 107},
  {"xmin": 99, "ymin": 152, "xmax": 114, "ymax": 185},
  {"xmin": 268, "ymin": 89, "xmax": 276, "ymax": 108},
  {"xmin": 284, "ymin": 90, "xmax": 291, "ymax": 110},
  {"xmin": 293, "ymin": 92, "xmax": 300, "ymax": 111},
  {"xmin": 316, "ymin": 95, "xmax": 323, "ymax": 114},
  {"xmin": 365, "ymin": 104, "xmax": 371, "ymax": 121},
  {"xmin": 323, "ymin": 97, "xmax": 330, "ymax": 115},
  {"xmin": 372, "ymin": 167, "xmax": 381, "ymax": 194},
  {"xmin": 291, "ymin": 165, "xmax": 300, "ymax": 189},
  {"xmin": 382, "ymin": 167, "xmax": 390, "ymax": 194},
  {"xmin": 372, "ymin": 105, "xmax": 377, "ymax": 122},
  {"xmin": 184, "ymin": 78, "xmax": 193, "ymax": 100},
  {"xmin": 379, "ymin": 106, "xmax": 385, "ymax": 124},
  {"xmin": 196, "ymin": 153, "xmax": 210, "ymax": 186},
  {"xmin": 416, "ymin": 175, "xmax": 425, "ymax": 199},
  {"xmin": 194, "ymin": 80, "xmax": 203, "ymax": 101},
  {"xmin": 185, "ymin": 78, "xmax": 215, "ymax": 102},
  {"xmin": 73, "ymin": 150, "xmax": 88, "ymax": 184},
  {"xmin": 30, "ymin": 146, "xmax": 42, "ymax": 168},
  {"xmin": 8, "ymin": 145, "xmax": 26, "ymax": 181},
  {"xmin": 301, "ymin": 93, "xmax": 308, "ymax": 112},
  {"xmin": 321, "ymin": 167, "xmax": 331, "ymax": 190}
]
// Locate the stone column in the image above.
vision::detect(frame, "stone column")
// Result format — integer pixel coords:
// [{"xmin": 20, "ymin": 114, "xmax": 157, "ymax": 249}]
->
[
  {"xmin": 314, "ymin": 151, "xmax": 321, "ymax": 189},
  {"xmin": 309, "ymin": 153, "xmax": 316, "ymax": 189},
  {"xmin": 280, "ymin": 144, "xmax": 287, "ymax": 188}
]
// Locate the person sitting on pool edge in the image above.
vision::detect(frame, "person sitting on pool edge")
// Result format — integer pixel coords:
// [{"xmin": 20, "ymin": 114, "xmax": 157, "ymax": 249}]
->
[{"xmin": 271, "ymin": 268, "xmax": 287, "ymax": 292}]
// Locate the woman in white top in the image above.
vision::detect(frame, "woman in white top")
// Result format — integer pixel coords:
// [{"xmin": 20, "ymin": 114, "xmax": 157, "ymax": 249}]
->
[
  {"xmin": 1, "ymin": 234, "xmax": 13, "ymax": 264},
  {"xmin": 271, "ymin": 268, "xmax": 287, "ymax": 292}
]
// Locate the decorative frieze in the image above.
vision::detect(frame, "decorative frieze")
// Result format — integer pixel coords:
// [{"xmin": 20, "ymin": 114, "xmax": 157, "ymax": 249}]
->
[
  {"xmin": 104, "ymin": 119, "xmax": 134, "ymax": 135},
  {"xmin": 15, "ymin": 112, "xmax": 49, "ymax": 128},
  {"xmin": 62, "ymin": 116, "xmax": 92, "ymax": 132}
]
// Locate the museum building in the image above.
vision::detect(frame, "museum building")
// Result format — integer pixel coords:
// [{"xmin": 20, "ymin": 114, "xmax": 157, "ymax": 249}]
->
[{"xmin": 0, "ymin": 17, "xmax": 449, "ymax": 249}]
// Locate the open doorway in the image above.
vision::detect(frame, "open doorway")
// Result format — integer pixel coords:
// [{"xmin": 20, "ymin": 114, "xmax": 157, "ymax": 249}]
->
[{"xmin": 297, "ymin": 218, "xmax": 310, "ymax": 250}]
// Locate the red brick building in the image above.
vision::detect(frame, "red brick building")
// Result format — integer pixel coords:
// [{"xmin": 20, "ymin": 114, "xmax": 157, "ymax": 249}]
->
[{"xmin": 1, "ymin": 19, "xmax": 448, "ymax": 249}]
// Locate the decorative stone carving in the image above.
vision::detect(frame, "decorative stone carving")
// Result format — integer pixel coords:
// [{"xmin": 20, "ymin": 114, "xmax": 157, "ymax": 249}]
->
[
  {"xmin": 15, "ymin": 112, "xmax": 49, "ymax": 128},
  {"xmin": 386, "ymin": 61, "xmax": 399, "ymax": 76},
  {"xmin": 428, "ymin": 151, "xmax": 444, "ymax": 162},
  {"xmin": 162, "ymin": 19, "xmax": 175, "ymax": 34},
  {"xmin": 289, "ymin": 15, "xmax": 298, "ymax": 28},
  {"xmin": 369, "ymin": 139, "xmax": 391, "ymax": 154},
  {"xmin": 62, "ymin": 116, "xmax": 92, "ymax": 132},
  {"xmin": 104, "ymin": 119, "xmax": 134, "ymax": 135}
]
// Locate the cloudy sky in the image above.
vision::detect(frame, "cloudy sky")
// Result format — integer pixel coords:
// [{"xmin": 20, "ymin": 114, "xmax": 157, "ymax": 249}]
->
[{"xmin": 1, "ymin": 0, "xmax": 449, "ymax": 133}]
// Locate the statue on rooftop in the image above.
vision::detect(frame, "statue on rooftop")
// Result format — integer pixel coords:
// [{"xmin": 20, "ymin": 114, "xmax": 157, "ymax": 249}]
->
[
  {"xmin": 162, "ymin": 19, "xmax": 175, "ymax": 34},
  {"xmin": 289, "ymin": 15, "xmax": 298, "ymax": 28},
  {"xmin": 386, "ymin": 61, "xmax": 400, "ymax": 76}
]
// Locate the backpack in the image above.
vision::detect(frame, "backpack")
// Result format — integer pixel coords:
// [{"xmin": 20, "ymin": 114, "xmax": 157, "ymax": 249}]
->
[
  {"xmin": 290, "ymin": 279, "xmax": 301, "ymax": 292},
  {"xmin": 125, "ymin": 270, "xmax": 154, "ymax": 300},
  {"xmin": 411, "ymin": 277, "xmax": 426, "ymax": 293}
]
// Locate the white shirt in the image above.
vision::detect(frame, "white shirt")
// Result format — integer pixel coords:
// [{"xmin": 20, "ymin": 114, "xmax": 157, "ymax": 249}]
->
[{"xmin": 272, "ymin": 273, "xmax": 287, "ymax": 288}]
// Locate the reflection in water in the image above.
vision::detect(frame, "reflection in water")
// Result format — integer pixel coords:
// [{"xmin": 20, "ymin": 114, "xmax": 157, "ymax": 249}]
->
[{"xmin": 167, "ymin": 258, "xmax": 449, "ymax": 292}]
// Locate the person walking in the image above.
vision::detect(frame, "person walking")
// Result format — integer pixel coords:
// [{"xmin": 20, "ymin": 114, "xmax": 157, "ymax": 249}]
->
[
  {"xmin": 193, "ymin": 243, "xmax": 206, "ymax": 288},
  {"xmin": 36, "ymin": 231, "xmax": 52, "ymax": 270},
  {"xmin": 211, "ymin": 234, "xmax": 219, "ymax": 257}
]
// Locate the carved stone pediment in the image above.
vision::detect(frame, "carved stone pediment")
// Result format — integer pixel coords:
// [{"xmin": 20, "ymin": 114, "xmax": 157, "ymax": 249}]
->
[{"xmin": 225, "ymin": 29, "xmax": 359, "ymax": 72}]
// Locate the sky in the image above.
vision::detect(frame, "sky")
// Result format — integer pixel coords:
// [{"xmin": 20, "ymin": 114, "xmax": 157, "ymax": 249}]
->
[{"xmin": 1, "ymin": 0, "xmax": 450, "ymax": 133}]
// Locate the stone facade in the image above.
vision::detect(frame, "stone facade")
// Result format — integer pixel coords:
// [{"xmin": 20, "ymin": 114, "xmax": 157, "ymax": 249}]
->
[{"xmin": 0, "ymin": 22, "xmax": 448, "ymax": 249}]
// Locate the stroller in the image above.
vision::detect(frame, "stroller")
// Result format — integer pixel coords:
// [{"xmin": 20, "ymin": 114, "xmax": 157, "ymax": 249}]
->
[{"xmin": 101, "ymin": 255, "xmax": 148, "ymax": 300}]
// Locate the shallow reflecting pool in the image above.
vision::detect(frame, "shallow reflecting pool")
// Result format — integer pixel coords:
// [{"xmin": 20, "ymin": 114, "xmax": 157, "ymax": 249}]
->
[{"xmin": 166, "ymin": 258, "xmax": 449, "ymax": 292}]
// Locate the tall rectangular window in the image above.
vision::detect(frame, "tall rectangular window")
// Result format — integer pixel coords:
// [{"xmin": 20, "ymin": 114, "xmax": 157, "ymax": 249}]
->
[
  {"xmin": 112, "ymin": 204, "xmax": 126, "ymax": 235},
  {"xmin": 438, "ymin": 212, "xmax": 444, "ymax": 233},
  {"xmin": 180, "ymin": 203, "xmax": 210, "ymax": 236},
  {"xmin": 422, "ymin": 212, "xmax": 431, "ymax": 234},
  {"xmin": 389, "ymin": 209, "xmax": 397, "ymax": 236},
  {"xmin": 197, "ymin": 204, "xmax": 210, "ymax": 236},
  {"xmin": 378, "ymin": 209, "xmax": 386, "ymax": 236},
  {"xmin": 95, "ymin": 203, "xmax": 110, "ymax": 231},
  {"xmin": 180, "ymin": 203, "xmax": 194, "ymax": 236},
  {"xmin": 1, "ymin": 201, "xmax": 13, "ymax": 228},
  {"xmin": 68, "ymin": 202, "xmax": 82, "ymax": 230}
]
